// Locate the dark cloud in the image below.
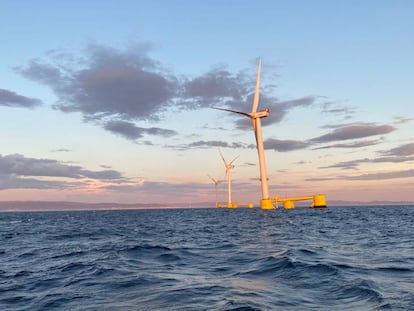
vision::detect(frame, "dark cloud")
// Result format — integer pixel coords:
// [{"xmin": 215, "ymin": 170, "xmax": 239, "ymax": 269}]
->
[
  {"xmin": 344, "ymin": 169, "xmax": 414, "ymax": 181},
  {"xmin": 0, "ymin": 154, "xmax": 124, "ymax": 181},
  {"xmin": 380, "ymin": 142, "xmax": 414, "ymax": 157},
  {"xmin": 16, "ymin": 44, "xmax": 325, "ymax": 144},
  {"xmin": 324, "ymin": 143, "xmax": 414, "ymax": 170},
  {"xmin": 16, "ymin": 44, "xmax": 177, "ymax": 122},
  {"xmin": 104, "ymin": 120, "xmax": 177, "ymax": 141},
  {"xmin": 181, "ymin": 140, "xmax": 254, "ymax": 149},
  {"xmin": 312, "ymin": 139, "xmax": 382, "ymax": 150},
  {"xmin": 50, "ymin": 148, "xmax": 71, "ymax": 152},
  {"xmin": 320, "ymin": 159, "xmax": 366, "ymax": 170},
  {"xmin": 183, "ymin": 66, "xmax": 249, "ymax": 107},
  {"xmin": 294, "ymin": 160, "xmax": 311, "ymax": 165},
  {"xmin": 15, "ymin": 43, "xmax": 181, "ymax": 142},
  {"xmin": 0, "ymin": 88, "xmax": 42, "ymax": 108},
  {"xmin": 311, "ymin": 123, "xmax": 396, "ymax": 143},
  {"xmin": 15, "ymin": 60, "xmax": 63, "ymax": 88},
  {"xmin": 306, "ymin": 168, "xmax": 414, "ymax": 182},
  {"xmin": 372, "ymin": 155, "xmax": 414, "ymax": 163},
  {"xmin": 233, "ymin": 96, "xmax": 318, "ymax": 130},
  {"xmin": 264, "ymin": 138, "xmax": 310, "ymax": 152},
  {"xmin": 14, "ymin": 42, "xmax": 379, "ymax": 153},
  {"xmin": 322, "ymin": 102, "xmax": 356, "ymax": 118},
  {"xmin": 320, "ymin": 155, "xmax": 414, "ymax": 170},
  {"xmin": 304, "ymin": 176, "xmax": 334, "ymax": 182},
  {"xmin": 0, "ymin": 174, "xmax": 71, "ymax": 190}
]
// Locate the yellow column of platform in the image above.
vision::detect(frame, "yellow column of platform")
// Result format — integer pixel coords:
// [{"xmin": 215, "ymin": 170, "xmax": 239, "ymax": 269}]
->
[
  {"xmin": 260, "ymin": 199, "xmax": 274, "ymax": 209},
  {"xmin": 313, "ymin": 195, "xmax": 327, "ymax": 208},
  {"xmin": 283, "ymin": 201, "xmax": 295, "ymax": 209}
]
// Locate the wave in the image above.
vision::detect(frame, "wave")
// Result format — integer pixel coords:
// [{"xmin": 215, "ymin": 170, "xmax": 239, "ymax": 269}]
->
[{"xmin": 1, "ymin": 206, "xmax": 413, "ymax": 310}]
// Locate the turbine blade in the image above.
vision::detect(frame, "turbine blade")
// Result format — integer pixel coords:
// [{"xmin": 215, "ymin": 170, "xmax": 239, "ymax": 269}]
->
[
  {"xmin": 219, "ymin": 149, "xmax": 228, "ymax": 166},
  {"xmin": 229, "ymin": 155, "xmax": 240, "ymax": 165},
  {"xmin": 207, "ymin": 174, "xmax": 216, "ymax": 184},
  {"xmin": 251, "ymin": 58, "xmax": 262, "ymax": 114},
  {"xmin": 212, "ymin": 107, "xmax": 251, "ymax": 118}
]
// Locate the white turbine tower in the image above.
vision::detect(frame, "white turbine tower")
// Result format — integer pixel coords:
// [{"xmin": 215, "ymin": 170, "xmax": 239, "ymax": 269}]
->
[
  {"xmin": 219, "ymin": 149, "xmax": 239, "ymax": 208},
  {"xmin": 214, "ymin": 59, "xmax": 273, "ymax": 209},
  {"xmin": 207, "ymin": 174, "xmax": 221, "ymax": 208}
]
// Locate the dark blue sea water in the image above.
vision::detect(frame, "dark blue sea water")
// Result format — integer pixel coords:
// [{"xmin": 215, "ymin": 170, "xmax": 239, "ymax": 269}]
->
[{"xmin": 1, "ymin": 206, "xmax": 413, "ymax": 310}]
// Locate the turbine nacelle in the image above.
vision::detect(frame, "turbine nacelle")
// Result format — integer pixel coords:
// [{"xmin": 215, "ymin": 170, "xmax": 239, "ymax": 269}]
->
[
  {"xmin": 207, "ymin": 174, "xmax": 221, "ymax": 186},
  {"xmin": 250, "ymin": 108, "xmax": 270, "ymax": 119},
  {"xmin": 212, "ymin": 107, "xmax": 270, "ymax": 121},
  {"xmin": 226, "ymin": 164, "xmax": 235, "ymax": 171}
]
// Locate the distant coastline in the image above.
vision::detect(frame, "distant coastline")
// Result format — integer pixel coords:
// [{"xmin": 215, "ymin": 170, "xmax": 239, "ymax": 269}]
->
[
  {"xmin": 0, "ymin": 200, "xmax": 414, "ymax": 212},
  {"xmin": 0, "ymin": 201, "xmax": 169, "ymax": 212}
]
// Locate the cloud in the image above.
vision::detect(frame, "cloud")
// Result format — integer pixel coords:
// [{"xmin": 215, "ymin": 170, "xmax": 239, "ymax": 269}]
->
[
  {"xmin": 175, "ymin": 140, "xmax": 254, "ymax": 150},
  {"xmin": 50, "ymin": 148, "xmax": 71, "ymax": 152},
  {"xmin": 311, "ymin": 123, "xmax": 396, "ymax": 143},
  {"xmin": 344, "ymin": 169, "xmax": 414, "ymax": 181},
  {"xmin": 322, "ymin": 101, "xmax": 356, "ymax": 118},
  {"xmin": 264, "ymin": 138, "xmax": 310, "ymax": 152},
  {"xmin": 104, "ymin": 120, "xmax": 177, "ymax": 141},
  {"xmin": 393, "ymin": 116, "xmax": 413, "ymax": 124},
  {"xmin": 320, "ymin": 155, "xmax": 414, "ymax": 170},
  {"xmin": 14, "ymin": 41, "xmax": 376, "ymax": 151},
  {"xmin": 380, "ymin": 142, "xmax": 414, "ymax": 157},
  {"xmin": 312, "ymin": 139, "xmax": 383, "ymax": 150},
  {"xmin": 0, "ymin": 154, "xmax": 124, "ymax": 181},
  {"xmin": 18, "ymin": 43, "xmax": 308, "ymax": 144},
  {"xmin": 233, "ymin": 95, "xmax": 319, "ymax": 130},
  {"xmin": 15, "ymin": 43, "xmax": 182, "ymax": 142},
  {"xmin": 16, "ymin": 44, "xmax": 177, "ymax": 121},
  {"xmin": 0, "ymin": 88, "xmax": 42, "ymax": 108},
  {"xmin": 372, "ymin": 155, "xmax": 414, "ymax": 163},
  {"xmin": 305, "ymin": 168, "xmax": 414, "ymax": 182},
  {"xmin": 320, "ymin": 159, "xmax": 367, "ymax": 170},
  {"xmin": 0, "ymin": 174, "xmax": 71, "ymax": 190},
  {"xmin": 182, "ymin": 66, "xmax": 249, "ymax": 108}
]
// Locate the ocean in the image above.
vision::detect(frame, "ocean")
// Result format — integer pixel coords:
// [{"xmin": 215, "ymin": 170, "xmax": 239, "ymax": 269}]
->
[{"xmin": 1, "ymin": 205, "xmax": 413, "ymax": 310}]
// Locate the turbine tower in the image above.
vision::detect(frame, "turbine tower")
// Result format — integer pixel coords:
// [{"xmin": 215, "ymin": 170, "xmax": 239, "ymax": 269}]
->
[
  {"xmin": 219, "ymin": 149, "xmax": 239, "ymax": 208},
  {"xmin": 214, "ymin": 59, "xmax": 273, "ymax": 209},
  {"xmin": 207, "ymin": 174, "xmax": 221, "ymax": 208}
]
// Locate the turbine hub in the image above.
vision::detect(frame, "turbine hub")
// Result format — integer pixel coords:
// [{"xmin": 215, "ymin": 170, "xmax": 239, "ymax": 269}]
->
[{"xmin": 251, "ymin": 108, "xmax": 270, "ymax": 119}]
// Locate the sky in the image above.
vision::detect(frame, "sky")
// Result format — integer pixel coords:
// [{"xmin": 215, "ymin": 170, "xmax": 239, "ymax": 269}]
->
[{"xmin": 1, "ymin": 0, "xmax": 413, "ymax": 205}]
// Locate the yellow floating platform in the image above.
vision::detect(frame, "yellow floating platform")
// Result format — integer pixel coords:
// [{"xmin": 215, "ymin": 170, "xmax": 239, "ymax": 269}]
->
[
  {"xmin": 272, "ymin": 194, "xmax": 327, "ymax": 209},
  {"xmin": 216, "ymin": 202, "xmax": 254, "ymax": 208}
]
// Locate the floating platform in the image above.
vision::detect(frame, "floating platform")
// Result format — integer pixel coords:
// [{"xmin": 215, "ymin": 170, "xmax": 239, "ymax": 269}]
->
[
  {"xmin": 215, "ymin": 195, "xmax": 327, "ymax": 209},
  {"xmin": 216, "ymin": 202, "xmax": 254, "ymax": 208},
  {"xmin": 271, "ymin": 194, "xmax": 327, "ymax": 209}
]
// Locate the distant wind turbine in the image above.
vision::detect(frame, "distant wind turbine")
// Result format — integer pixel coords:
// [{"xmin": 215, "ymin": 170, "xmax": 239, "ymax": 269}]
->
[
  {"xmin": 214, "ymin": 59, "xmax": 273, "ymax": 209},
  {"xmin": 219, "ymin": 149, "xmax": 239, "ymax": 207},
  {"xmin": 207, "ymin": 174, "xmax": 221, "ymax": 207}
]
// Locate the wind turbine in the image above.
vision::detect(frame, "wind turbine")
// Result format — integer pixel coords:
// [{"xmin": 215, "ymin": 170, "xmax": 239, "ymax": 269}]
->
[
  {"xmin": 207, "ymin": 174, "xmax": 221, "ymax": 207},
  {"xmin": 214, "ymin": 59, "xmax": 273, "ymax": 209},
  {"xmin": 219, "ymin": 149, "xmax": 239, "ymax": 208}
]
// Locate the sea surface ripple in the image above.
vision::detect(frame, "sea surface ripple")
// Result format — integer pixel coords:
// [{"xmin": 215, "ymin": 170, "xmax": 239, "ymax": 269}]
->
[{"xmin": 1, "ymin": 205, "xmax": 413, "ymax": 310}]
